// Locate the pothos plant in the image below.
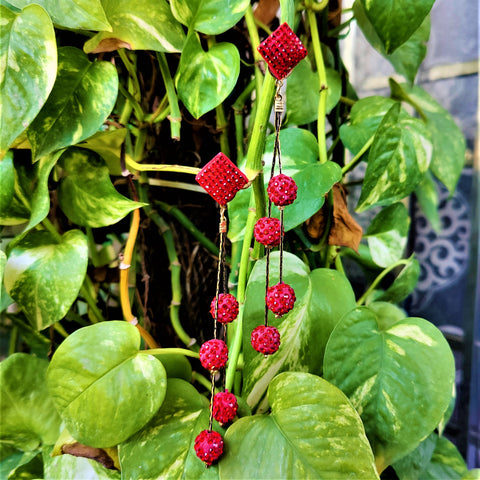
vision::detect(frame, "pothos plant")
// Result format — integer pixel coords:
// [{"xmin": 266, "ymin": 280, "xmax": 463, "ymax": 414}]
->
[{"xmin": 0, "ymin": 0, "xmax": 477, "ymax": 479}]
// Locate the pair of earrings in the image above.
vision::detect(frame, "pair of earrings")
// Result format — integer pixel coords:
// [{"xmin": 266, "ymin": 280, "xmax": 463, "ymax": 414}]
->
[{"xmin": 192, "ymin": 22, "xmax": 307, "ymax": 466}]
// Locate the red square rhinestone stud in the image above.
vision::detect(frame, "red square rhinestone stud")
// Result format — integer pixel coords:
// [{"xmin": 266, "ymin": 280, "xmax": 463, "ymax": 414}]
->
[
  {"xmin": 195, "ymin": 153, "xmax": 249, "ymax": 206},
  {"xmin": 257, "ymin": 22, "xmax": 307, "ymax": 80}
]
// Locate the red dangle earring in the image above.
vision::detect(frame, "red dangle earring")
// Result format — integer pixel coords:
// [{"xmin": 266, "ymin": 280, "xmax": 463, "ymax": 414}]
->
[
  {"xmin": 251, "ymin": 23, "xmax": 307, "ymax": 356},
  {"xmin": 193, "ymin": 152, "xmax": 248, "ymax": 466}
]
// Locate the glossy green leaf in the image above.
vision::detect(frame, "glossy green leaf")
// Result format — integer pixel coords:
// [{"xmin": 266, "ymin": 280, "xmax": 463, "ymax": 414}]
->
[
  {"xmin": 77, "ymin": 128, "xmax": 127, "ymax": 176},
  {"xmin": 365, "ymin": 203, "xmax": 410, "ymax": 267},
  {"xmin": 0, "ymin": 250, "xmax": 6, "ymax": 287},
  {"xmin": 176, "ymin": 33, "xmax": 239, "ymax": 119},
  {"xmin": 359, "ymin": 0, "xmax": 434, "ymax": 53},
  {"xmin": 228, "ymin": 129, "xmax": 341, "ymax": 242},
  {"xmin": 340, "ymin": 96, "xmax": 397, "ymax": 155},
  {"xmin": 0, "ymin": 353, "xmax": 62, "ymax": 451},
  {"xmin": 357, "ymin": 103, "xmax": 432, "ymax": 211},
  {"xmin": 286, "ymin": 59, "xmax": 341, "ymax": 126},
  {"xmin": 151, "ymin": 353, "xmax": 192, "ymax": 381},
  {"xmin": 0, "ymin": 4, "xmax": 57, "ymax": 158},
  {"xmin": 242, "ymin": 252, "xmax": 356, "ymax": 409},
  {"xmin": 43, "ymin": 445, "xmax": 120, "ymax": 480},
  {"xmin": 376, "ymin": 256, "xmax": 420, "ymax": 304},
  {"xmin": 4, "ymin": 229, "xmax": 88, "ymax": 330},
  {"xmin": 415, "ymin": 170, "xmax": 440, "ymax": 232},
  {"xmin": 221, "ymin": 372, "xmax": 379, "ymax": 479},
  {"xmin": 47, "ymin": 321, "xmax": 167, "ymax": 448},
  {"xmin": 324, "ymin": 307, "xmax": 455, "ymax": 471},
  {"xmin": 463, "ymin": 470, "xmax": 480, "ymax": 480},
  {"xmin": 0, "ymin": 448, "xmax": 40, "ymax": 480},
  {"xmin": 171, "ymin": 0, "xmax": 249, "ymax": 35},
  {"xmin": 353, "ymin": 1, "xmax": 430, "ymax": 84},
  {"xmin": 84, "ymin": 0, "xmax": 185, "ymax": 53},
  {"xmin": 7, "ymin": 0, "xmax": 110, "ymax": 31},
  {"xmin": 57, "ymin": 148, "xmax": 144, "ymax": 228},
  {"xmin": 28, "ymin": 47, "xmax": 118, "ymax": 160},
  {"xmin": 119, "ymin": 378, "xmax": 219, "ymax": 480},
  {"xmin": 392, "ymin": 432, "xmax": 438, "ymax": 480},
  {"xmin": 0, "ymin": 152, "xmax": 14, "ymax": 213},
  {"xmin": 399, "ymin": 84, "xmax": 466, "ymax": 194}
]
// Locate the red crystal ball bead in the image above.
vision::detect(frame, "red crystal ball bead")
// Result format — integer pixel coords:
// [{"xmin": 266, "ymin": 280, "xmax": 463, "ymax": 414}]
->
[
  {"xmin": 212, "ymin": 390, "xmax": 238, "ymax": 425},
  {"xmin": 199, "ymin": 339, "xmax": 228, "ymax": 371},
  {"xmin": 257, "ymin": 22, "xmax": 308, "ymax": 80},
  {"xmin": 267, "ymin": 174, "xmax": 298, "ymax": 206},
  {"xmin": 210, "ymin": 293, "xmax": 239, "ymax": 324},
  {"xmin": 194, "ymin": 430, "xmax": 224, "ymax": 466},
  {"xmin": 266, "ymin": 282, "xmax": 296, "ymax": 316},
  {"xmin": 251, "ymin": 325, "xmax": 281, "ymax": 355},
  {"xmin": 254, "ymin": 217, "xmax": 281, "ymax": 247},
  {"xmin": 195, "ymin": 152, "xmax": 248, "ymax": 206}
]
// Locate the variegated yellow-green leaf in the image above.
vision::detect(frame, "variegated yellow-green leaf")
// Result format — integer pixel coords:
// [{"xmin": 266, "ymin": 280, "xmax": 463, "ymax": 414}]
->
[
  {"xmin": 47, "ymin": 322, "xmax": 167, "ymax": 448},
  {"xmin": 0, "ymin": 152, "xmax": 15, "ymax": 213},
  {"xmin": 359, "ymin": 0, "xmax": 434, "ymax": 53},
  {"xmin": 119, "ymin": 379, "xmax": 220, "ymax": 479},
  {"xmin": 4, "ymin": 229, "xmax": 88, "ymax": 330},
  {"xmin": 176, "ymin": 33, "xmax": 240, "ymax": 119},
  {"xmin": 357, "ymin": 103, "xmax": 432, "ymax": 211},
  {"xmin": 221, "ymin": 372, "xmax": 379, "ymax": 479},
  {"xmin": 7, "ymin": 0, "xmax": 110, "ymax": 31},
  {"xmin": 27, "ymin": 47, "xmax": 118, "ymax": 160},
  {"xmin": 324, "ymin": 306, "xmax": 455, "ymax": 472},
  {"xmin": 0, "ymin": 4, "xmax": 57, "ymax": 159},
  {"xmin": 365, "ymin": 202, "xmax": 410, "ymax": 267},
  {"xmin": 84, "ymin": 0, "xmax": 185, "ymax": 53},
  {"xmin": 242, "ymin": 252, "xmax": 356, "ymax": 409},
  {"xmin": 171, "ymin": 0, "xmax": 249, "ymax": 35},
  {"xmin": 0, "ymin": 353, "xmax": 62, "ymax": 451},
  {"xmin": 58, "ymin": 148, "xmax": 144, "ymax": 227}
]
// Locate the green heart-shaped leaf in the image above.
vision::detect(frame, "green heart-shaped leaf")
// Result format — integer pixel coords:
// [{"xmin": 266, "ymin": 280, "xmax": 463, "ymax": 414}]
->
[
  {"xmin": 0, "ymin": 4, "xmax": 57, "ymax": 158},
  {"xmin": 324, "ymin": 306, "xmax": 455, "ymax": 472},
  {"xmin": 7, "ymin": 0, "xmax": 110, "ymax": 31},
  {"xmin": 359, "ymin": 0, "xmax": 434, "ymax": 53},
  {"xmin": 365, "ymin": 202, "xmax": 410, "ymax": 267},
  {"xmin": 353, "ymin": 1, "xmax": 430, "ymax": 84},
  {"xmin": 228, "ymin": 129, "xmax": 341, "ymax": 242},
  {"xmin": 398, "ymin": 84, "xmax": 466, "ymax": 194},
  {"xmin": 0, "ymin": 353, "xmax": 62, "ymax": 451},
  {"xmin": 171, "ymin": 0, "xmax": 249, "ymax": 35},
  {"xmin": 4, "ymin": 229, "xmax": 88, "ymax": 330},
  {"xmin": 357, "ymin": 103, "xmax": 432, "ymax": 211},
  {"xmin": 176, "ymin": 33, "xmax": 239, "ymax": 119},
  {"xmin": 376, "ymin": 256, "xmax": 420, "ymax": 304},
  {"xmin": 242, "ymin": 252, "xmax": 356, "ymax": 408},
  {"xmin": 47, "ymin": 321, "xmax": 167, "ymax": 448},
  {"xmin": 221, "ymin": 372, "xmax": 379, "ymax": 478},
  {"xmin": 119, "ymin": 378, "xmax": 219, "ymax": 479},
  {"xmin": 415, "ymin": 170, "xmax": 440, "ymax": 232},
  {"xmin": 58, "ymin": 148, "xmax": 144, "ymax": 228},
  {"xmin": 28, "ymin": 47, "xmax": 118, "ymax": 160},
  {"xmin": 84, "ymin": 0, "xmax": 185, "ymax": 54},
  {"xmin": 286, "ymin": 59, "xmax": 342, "ymax": 126}
]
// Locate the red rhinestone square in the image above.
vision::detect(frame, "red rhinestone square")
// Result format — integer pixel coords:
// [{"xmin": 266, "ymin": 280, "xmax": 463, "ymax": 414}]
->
[
  {"xmin": 257, "ymin": 22, "xmax": 307, "ymax": 80},
  {"xmin": 195, "ymin": 153, "xmax": 248, "ymax": 206}
]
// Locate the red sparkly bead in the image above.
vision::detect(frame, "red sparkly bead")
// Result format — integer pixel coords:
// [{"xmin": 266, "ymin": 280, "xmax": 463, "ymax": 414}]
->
[
  {"xmin": 251, "ymin": 325, "xmax": 281, "ymax": 355},
  {"xmin": 267, "ymin": 174, "xmax": 298, "ymax": 207},
  {"xmin": 212, "ymin": 390, "xmax": 238, "ymax": 425},
  {"xmin": 257, "ymin": 22, "xmax": 308, "ymax": 80},
  {"xmin": 195, "ymin": 152, "xmax": 248, "ymax": 206},
  {"xmin": 210, "ymin": 293, "xmax": 239, "ymax": 324},
  {"xmin": 254, "ymin": 217, "xmax": 281, "ymax": 248},
  {"xmin": 199, "ymin": 339, "xmax": 228, "ymax": 371},
  {"xmin": 266, "ymin": 282, "xmax": 296, "ymax": 316},
  {"xmin": 194, "ymin": 430, "xmax": 224, "ymax": 466}
]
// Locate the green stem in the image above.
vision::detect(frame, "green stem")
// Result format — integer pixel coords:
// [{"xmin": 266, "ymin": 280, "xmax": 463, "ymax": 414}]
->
[
  {"xmin": 141, "ymin": 348, "xmax": 200, "ymax": 359},
  {"xmin": 118, "ymin": 82, "xmax": 144, "ymax": 122},
  {"xmin": 307, "ymin": 7, "xmax": 328, "ymax": 164},
  {"xmin": 8, "ymin": 326, "xmax": 18, "ymax": 355},
  {"xmin": 356, "ymin": 259, "xmax": 410, "ymax": 306},
  {"xmin": 86, "ymin": 227, "xmax": 100, "ymax": 267},
  {"xmin": 215, "ymin": 104, "xmax": 230, "ymax": 157},
  {"xmin": 341, "ymin": 134, "xmax": 375, "ymax": 175},
  {"xmin": 244, "ymin": 6, "xmax": 264, "ymax": 97},
  {"xmin": 339, "ymin": 95, "xmax": 356, "ymax": 106},
  {"xmin": 156, "ymin": 52, "xmax": 181, "ymax": 140},
  {"xmin": 192, "ymin": 371, "xmax": 216, "ymax": 391},
  {"xmin": 118, "ymin": 49, "xmax": 141, "ymax": 102},
  {"xmin": 155, "ymin": 201, "xmax": 226, "ymax": 263}
]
